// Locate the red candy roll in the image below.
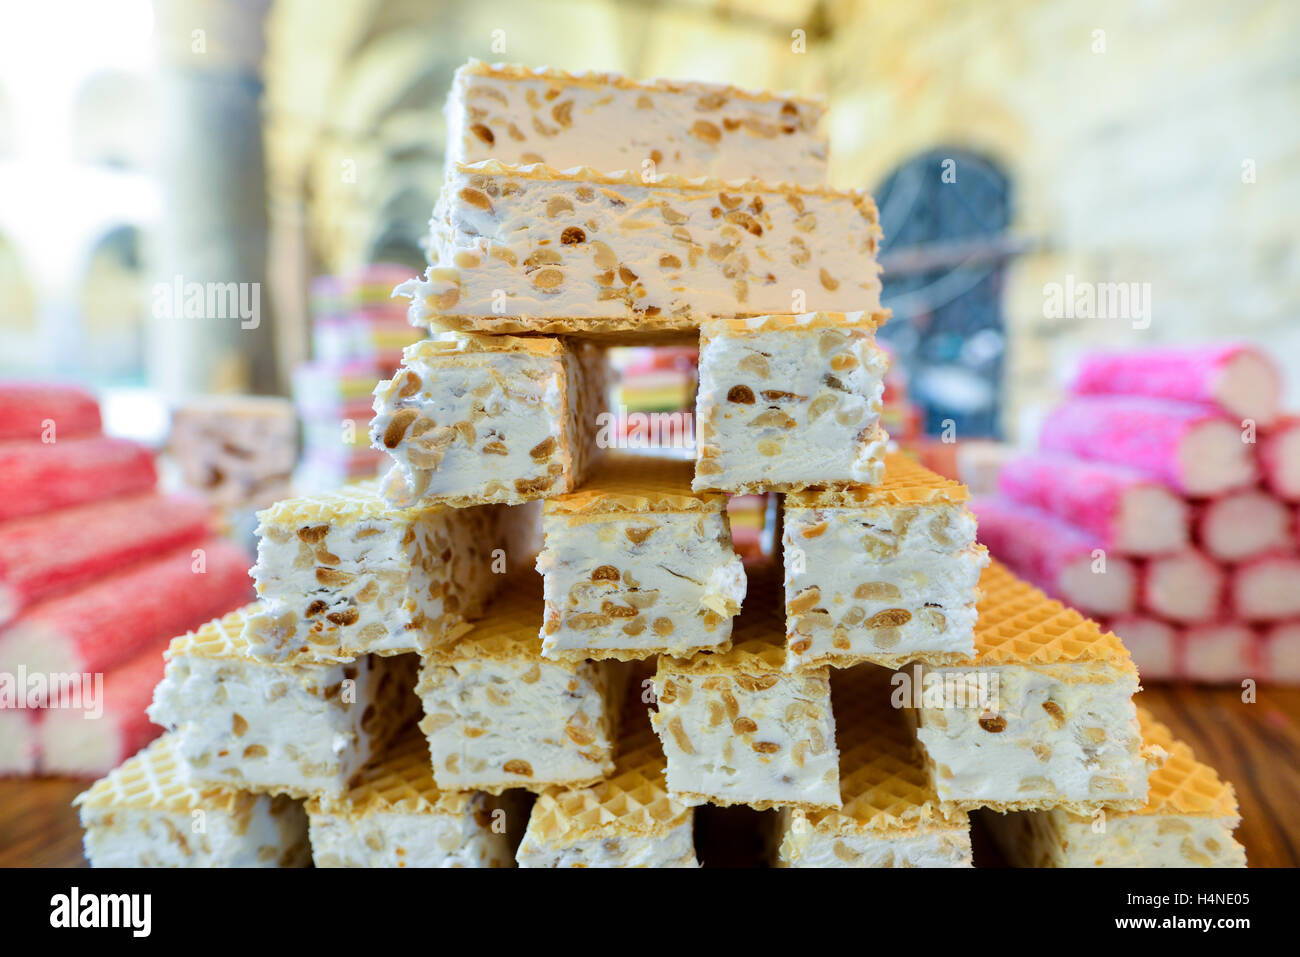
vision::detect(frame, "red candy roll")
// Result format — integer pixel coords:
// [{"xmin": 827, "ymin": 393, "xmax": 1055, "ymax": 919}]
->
[
  {"xmin": 1069, "ymin": 343, "xmax": 1281, "ymax": 428},
  {"xmin": 1142, "ymin": 551, "xmax": 1225, "ymax": 624},
  {"xmin": 0, "ymin": 494, "xmax": 213, "ymax": 624},
  {"xmin": 1232, "ymin": 555, "xmax": 1300, "ymax": 621},
  {"xmin": 998, "ymin": 453, "xmax": 1188, "ymax": 555},
  {"xmin": 0, "ymin": 539, "xmax": 253, "ymax": 678},
  {"xmin": 971, "ymin": 497, "xmax": 1137, "ymax": 617},
  {"xmin": 40, "ymin": 640, "xmax": 169, "ymax": 776},
  {"xmin": 1260, "ymin": 417, "xmax": 1300, "ymax": 502},
  {"xmin": 1258, "ymin": 622, "xmax": 1300, "ymax": 684},
  {"xmin": 0, "ymin": 383, "xmax": 101, "ymax": 442},
  {"xmin": 1039, "ymin": 397, "xmax": 1257, "ymax": 497},
  {"xmin": 0, "ymin": 436, "xmax": 157, "ymax": 523},
  {"xmin": 1182, "ymin": 623, "xmax": 1257, "ymax": 684},
  {"xmin": 1106, "ymin": 615, "xmax": 1180, "ymax": 681},
  {"xmin": 1196, "ymin": 490, "xmax": 1293, "ymax": 564}
]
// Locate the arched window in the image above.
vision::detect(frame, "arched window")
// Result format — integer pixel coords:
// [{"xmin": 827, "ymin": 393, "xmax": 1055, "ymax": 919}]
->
[
  {"xmin": 874, "ymin": 149, "xmax": 1014, "ymax": 438},
  {"xmin": 78, "ymin": 224, "xmax": 148, "ymax": 382}
]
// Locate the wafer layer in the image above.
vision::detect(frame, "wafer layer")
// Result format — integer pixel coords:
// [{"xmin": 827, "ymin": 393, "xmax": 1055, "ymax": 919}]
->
[{"xmin": 76, "ymin": 735, "xmax": 311, "ymax": 868}]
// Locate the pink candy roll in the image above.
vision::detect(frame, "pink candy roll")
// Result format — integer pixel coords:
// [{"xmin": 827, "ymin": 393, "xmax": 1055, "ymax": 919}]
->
[
  {"xmin": 1106, "ymin": 615, "xmax": 1180, "ymax": 682},
  {"xmin": 1069, "ymin": 343, "xmax": 1282, "ymax": 428},
  {"xmin": 1182, "ymin": 623, "xmax": 1257, "ymax": 684},
  {"xmin": 0, "ymin": 709, "xmax": 39, "ymax": 776},
  {"xmin": 0, "ymin": 539, "xmax": 253, "ymax": 678},
  {"xmin": 1196, "ymin": 489, "xmax": 1293, "ymax": 564},
  {"xmin": 1232, "ymin": 555, "xmax": 1300, "ymax": 621},
  {"xmin": 0, "ymin": 436, "xmax": 157, "ymax": 523},
  {"xmin": 40, "ymin": 640, "xmax": 168, "ymax": 776},
  {"xmin": 1260, "ymin": 417, "xmax": 1300, "ymax": 501},
  {"xmin": 998, "ymin": 453, "xmax": 1188, "ymax": 554},
  {"xmin": 0, "ymin": 494, "xmax": 213, "ymax": 624},
  {"xmin": 971, "ymin": 497, "xmax": 1137, "ymax": 617},
  {"xmin": 0, "ymin": 383, "xmax": 101, "ymax": 442},
  {"xmin": 1039, "ymin": 397, "xmax": 1257, "ymax": 497},
  {"xmin": 1258, "ymin": 622, "xmax": 1300, "ymax": 684},
  {"xmin": 1141, "ymin": 551, "xmax": 1225, "ymax": 623}
]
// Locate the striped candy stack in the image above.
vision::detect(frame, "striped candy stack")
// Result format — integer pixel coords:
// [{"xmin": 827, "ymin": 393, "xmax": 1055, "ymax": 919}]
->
[
  {"xmin": 974, "ymin": 343, "xmax": 1300, "ymax": 684},
  {"xmin": 293, "ymin": 264, "xmax": 426, "ymax": 493},
  {"xmin": 0, "ymin": 383, "xmax": 253, "ymax": 777}
]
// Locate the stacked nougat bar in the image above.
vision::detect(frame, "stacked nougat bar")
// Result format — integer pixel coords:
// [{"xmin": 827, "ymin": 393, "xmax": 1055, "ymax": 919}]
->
[
  {"xmin": 79, "ymin": 477, "xmax": 525, "ymax": 868},
  {"xmin": 81, "ymin": 60, "xmax": 1247, "ymax": 870},
  {"xmin": 980, "ymin": 707, "xmax": 1246, "ymax": 867},
  {"xmin": 912, "ymin": 563, "xmax": 1165, "ymax": 817}
]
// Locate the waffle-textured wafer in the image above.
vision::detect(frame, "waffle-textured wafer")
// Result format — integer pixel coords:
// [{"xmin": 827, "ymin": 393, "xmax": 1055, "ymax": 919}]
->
[
  {"xmin": 1134, "ymin": 709, "xmax": 1238, "ymax": 821},
  {"xmin": 244, "ymin": 480, "xmax": 504, "ymax": 663},
  {"xmin": 149, "ymin": 606, "xmax": 419, "ymax": 800},
  {"xmin": 76, "ymin": 735, "xmax": 311, "ymax": 867},
  {"xmin": 446, "ymin": 59, "xmax": 827, "ymax": 183},
  {"xmin": 371, "ymin": 335, "xmax": 608, "ymax": 507},
  {"xmin": 783, "ymin": 452, "xmax": 988, "ymax": 670},
  {"xmin": 417, "ymin": 575, "xmax": 623, "ymax": 794},
  {"xmin": 776, "ymin": 665, "xmax": 971, "ymax": 867},
  {"xmin": 980, "ymin": 708, "xmax": 1245, "ymax": 867},
  {"xmin": 517, "ymin": 690, "xmax": 696, "ymax": 867},
  {"xmin": 785, "ymin": 451, "xmax": 969, "ymax": 509},
  {"xmin": 966, "ymin": 561, "xmax": 1134, "ymax": 669},
  {"xmin": 694, "ymin": 313, "xmax": 890, "ymax": 494},
  {"xmin": 539, "ymin": 455, "xmax": 745, "ymax": 662},
  {"xmin": 912, "ymin": 562, "xmax": 1158, "ymax": 815},
  {"xmin": 305, "ymin": 732, "xmax": 514, "ymax": 867},
  {"xmin": 545, "ymin": 455, "xmax": 725, "ymax": 516},
  {"xmin": 651, "ymin": 571, "xmax": 840, "ymax": 810},
  {"xmin": 404, "ymin": 164, "xmax": 883, "ymax": 337}
]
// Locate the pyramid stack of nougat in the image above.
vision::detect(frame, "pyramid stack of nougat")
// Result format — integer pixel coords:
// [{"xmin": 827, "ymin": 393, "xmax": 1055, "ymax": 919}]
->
[{"xmin": 77, "ymin": 61, "xmax": 1245, "ymax": 868}]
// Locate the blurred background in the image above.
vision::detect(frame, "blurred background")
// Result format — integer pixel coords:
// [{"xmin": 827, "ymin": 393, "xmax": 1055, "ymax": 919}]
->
[{"xmin": 2, "ymin": 0, "xmax": 1296, "ymax": 437}]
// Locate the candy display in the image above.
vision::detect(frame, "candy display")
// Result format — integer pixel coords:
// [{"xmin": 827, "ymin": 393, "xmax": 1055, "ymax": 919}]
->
[{"xmin": 64, "ymin": 62, "xmax": 1248, "ymax": 873}]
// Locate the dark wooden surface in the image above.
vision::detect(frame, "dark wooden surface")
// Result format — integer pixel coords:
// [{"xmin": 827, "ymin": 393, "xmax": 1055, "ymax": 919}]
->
[{"xmin": 2, "ymin": 685, "xmax": 1296, "ymax": 868}]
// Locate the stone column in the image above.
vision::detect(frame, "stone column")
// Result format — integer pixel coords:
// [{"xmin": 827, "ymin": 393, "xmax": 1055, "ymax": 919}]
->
[{"xmin": 148, "ymin": 0, "xmax": 278, "ymax": 396}]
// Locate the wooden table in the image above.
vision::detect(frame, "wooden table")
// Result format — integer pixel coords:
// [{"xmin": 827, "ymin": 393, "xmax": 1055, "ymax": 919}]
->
[{"xmin": 3, "ymin": 685, "xmax": 1297, "ymax": 868}]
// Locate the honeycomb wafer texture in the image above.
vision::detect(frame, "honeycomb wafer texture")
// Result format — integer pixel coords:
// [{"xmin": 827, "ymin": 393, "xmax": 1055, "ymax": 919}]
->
[
  {"xmin": 76, "ymin": 734, "xmax": 257, "ymax": 817},
  {"xmin": 524, "ymin": 724, "xmax": 689, "ymax": 846},
  {"xmin": 966, "ymin": 561, "xmax": 1134, "ymax": 671},
  {"xmin": 1134, "ymin": 707, "xmax": 1239, "ymax": 821},
  {"xmin": 165, "ymin": 607, "xmax": 251, "ymax": 660},
  {"xmin": 702, "ymin": 311, "xmax": 888, "ymax": 338},
  {"xmin": 785, "ymin": 451, "xmax": 969, "ymax": 509},
  {"xmin": 544, "ymin": 454, "xmax": 726, "ymax": 517},
  {"xmin": 802, "ymin": 667, "xmax": 963, "ymax": 837},
  {"xmin": 305, "ymin": 733, "xmax": 480, "ymax": 820}
]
